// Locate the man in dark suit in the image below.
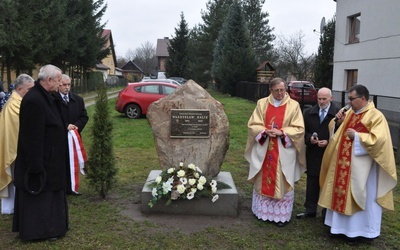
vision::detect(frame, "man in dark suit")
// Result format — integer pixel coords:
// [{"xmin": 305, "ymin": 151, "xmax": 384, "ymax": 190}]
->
[
  {"xmin": 13, "ymin": 64, "xmax": 68, "ymax": 241},
  {"xmin": 58, "ymin": 74, "xmax": 88, "ymax": 195},
  {"xmin": 59, "ymin": 74, "xmax": 88, "ymax": 134},
  {"xmin": 297, "ymin": 87, "xmax": 340, "ymax": 219}
]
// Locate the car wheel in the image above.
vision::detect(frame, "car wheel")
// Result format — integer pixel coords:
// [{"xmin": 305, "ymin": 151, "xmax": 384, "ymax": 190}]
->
[{"xmin": 124, "ymin": 104, "xmax": 141, "ymax": 119}]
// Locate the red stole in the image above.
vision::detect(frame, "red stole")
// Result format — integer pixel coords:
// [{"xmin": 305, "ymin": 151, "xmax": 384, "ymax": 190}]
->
[
  {"xmin": 331, "ymin": 112, "xmax": 368, "ymax": 213},
  {"xmin": 261, "ymin": 103, "xmax": 286, "ymax": 198}
]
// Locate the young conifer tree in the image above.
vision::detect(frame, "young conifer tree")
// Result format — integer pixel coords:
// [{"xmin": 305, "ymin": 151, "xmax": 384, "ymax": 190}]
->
[
  {"xmin": 212, "ymin": 0, "xmax": 257, "ymax": 95},
  {"xmin": 87, "ymin": 80, "xmax": 117, "ymax": 198}
]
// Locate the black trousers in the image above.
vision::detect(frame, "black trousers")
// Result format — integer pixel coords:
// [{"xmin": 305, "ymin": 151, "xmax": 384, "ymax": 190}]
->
[{"xmin": 304, "ymin": 174, "xmax": 320, "ymax": 213}]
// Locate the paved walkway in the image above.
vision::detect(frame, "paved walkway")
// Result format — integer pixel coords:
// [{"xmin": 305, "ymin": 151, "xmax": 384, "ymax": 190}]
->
[{"xmin": 83, "ymin": 89, "xmax": 121, "ymax": 107}]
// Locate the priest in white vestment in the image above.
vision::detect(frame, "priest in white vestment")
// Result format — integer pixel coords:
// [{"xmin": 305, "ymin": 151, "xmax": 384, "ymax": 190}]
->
[
  {"xmin": 319, "ymin": 85, "xmax": 397, "ymax": 240},
  {"xmin": 245, "ymin": 78, "xmax": 306, "ymax": 227},
  {"xmin": 0, "ymin": 74, "xmax": 34, "ymax": 214}
]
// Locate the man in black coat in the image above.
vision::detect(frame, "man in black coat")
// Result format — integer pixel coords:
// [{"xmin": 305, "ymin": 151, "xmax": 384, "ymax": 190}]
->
[
  {"xmin": 297, "ymin": 87, "xmax": 340, "ymax": 219},
  {"xmin": 13, "ymin": 64, "xmax": 68, "ymax": 241},
  {"xmin": 58, "ymin": 74, "xmax": 88, "ymax": 194}
]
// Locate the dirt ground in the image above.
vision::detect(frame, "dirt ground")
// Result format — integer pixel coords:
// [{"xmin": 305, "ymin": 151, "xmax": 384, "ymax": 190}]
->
[{"xmin": 119, "ymin": 184, "xmax": 255, "ymax": 234}]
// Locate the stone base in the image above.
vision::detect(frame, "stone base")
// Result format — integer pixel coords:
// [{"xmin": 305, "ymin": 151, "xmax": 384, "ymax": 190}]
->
[{"xmin": 141, "ymin": 170, "xmax": 238, "ymax": 217}]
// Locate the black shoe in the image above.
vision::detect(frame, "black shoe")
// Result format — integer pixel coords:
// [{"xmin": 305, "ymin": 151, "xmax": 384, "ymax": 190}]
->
[
  {"xmin": 346, "ymin": 237, "xmax": 361, "ymax": 245},
  {"xmin": 348, "ymin": 236, "xmax": 375, "ymax": 244},
  {"xmin": 47, "ymin": 237, "xmax": 58, "ymax": 242},
  {"xmin": 276, "ymin": 221, "xmax": 289, "ymax": 227},
  {"xmin": 296, "ymin": 212, "xmax": 317, "ymax": 219},
  {"xmin": 321, "ymin": 208, "xmax": 327, "ymax": 219}
]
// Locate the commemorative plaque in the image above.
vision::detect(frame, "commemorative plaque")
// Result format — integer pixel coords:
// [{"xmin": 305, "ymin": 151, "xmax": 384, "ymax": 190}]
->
[{"xmin": 170, "ymin": 109, "xmax": 210, "ymax": 138}]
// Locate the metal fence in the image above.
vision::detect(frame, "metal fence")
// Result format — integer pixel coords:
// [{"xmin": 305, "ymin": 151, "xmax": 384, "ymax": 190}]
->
[
  {"xmin": 235, "ymin": 81, "xmax": 270, "ymax": 102},
  {"xmin": 71, "ymin": 75, "xmax": 128, "ymax": 94}
]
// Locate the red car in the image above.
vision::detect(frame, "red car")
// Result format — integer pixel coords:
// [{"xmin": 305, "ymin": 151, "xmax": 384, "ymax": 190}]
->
[
  {"xmin": 287, "ymin": 81, "xmax": 317, "ymax": 105},
  {"xmin": 115, "ymin": 81, "xmax": 178, "ymax": 119}
]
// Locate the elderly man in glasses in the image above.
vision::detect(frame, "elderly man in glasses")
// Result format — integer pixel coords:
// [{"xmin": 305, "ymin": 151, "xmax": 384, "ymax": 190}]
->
[
  {"xmin": 319, "ymin": 84, "xmax": 397, "ymax": 243},
  {"xmin": 245, "ymin": 77, "xmax": 306, "ymax": 227}
]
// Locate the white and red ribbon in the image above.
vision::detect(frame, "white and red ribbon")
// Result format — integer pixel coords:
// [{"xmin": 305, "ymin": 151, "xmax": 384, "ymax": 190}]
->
[{"xmin": 68, "ymin": 129, "xmax": 87, "ymax": 193}]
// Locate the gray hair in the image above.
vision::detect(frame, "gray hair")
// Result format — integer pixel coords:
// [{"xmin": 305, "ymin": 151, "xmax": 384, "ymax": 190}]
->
[
  {"xmin": 14, "ymin": 74, "xmax": 34, "ymax": 88},
  {"xmin": 62, "ymin": 74, "xmax": 71, "ymax": 81},
  {"xmin": 38, "ymin": 64, "xmax": 62, "ymax": 80},
  {"xmin": 270, "ymin": 77, "xmax": 285, "ymax": 88}
]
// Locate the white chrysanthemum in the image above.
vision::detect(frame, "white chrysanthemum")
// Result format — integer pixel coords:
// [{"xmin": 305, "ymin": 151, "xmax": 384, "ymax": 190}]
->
[
  {"xmin": 188, "ymin": 178, "xmax": 196, "ymax": 186},
  {"xmin": 188, "ymin": 163, "xmax": 196, "ymax": 170},
  {"xmin": 177, "ymin": 184, "xmax": 186, "ymax": 194},
  {"xmin": 168, "ymin": 177, "xmax": 174, "ymax": 183},
  {"xmin": 191, "ymin": 188, "xmax": 197, "ymax": 193},
  {"xmin": 177, "ymin": 169, "xmax": 185, "ymax": 177},
  {"xmin": 155, "ymin": 176, "xmax": 162, "ymax": 184},
  {"xmin": 162, "ymin": 182, "xmax": 172, "ymax": 193},
  {"xmin": 167, "ymin": 168, "xmax": 175, "ymax": 174},
  {"xmin": 210, "ymin": 180, "xmax": 217, "ymax": 187},
  {"xmin": 194, "ymin": 172, "xmax": 200, "ymax": 179},
  {"xmin": 151, "ymin": 187, "xmax": 158, "ymax": 197},
  {"xmin": 211, "ymin": 186, "xmax": 217, "ymax": 193},
  {"xmin": 198, "ymin": 176, "xmax": 207, "ymax": 185},
  {"xmin": 187, "ymin": 191, "xmax": 195, "ymax": 200},
  {"xmin": 195, "ymin": 166, "xmax": 202, "ymax": 173},
  {"xmin": 197, "ymin": 183, "xmax": 204, "ymax": 190},
  {"xmin": 179, "ymin": 162, "xmax": 184, "ymax": 167},
  {"xmin": 212, "ymin": 194, "xmax": 219, "ymax": 203},
  {"xmin": 180, "ymin": 177, "xmax": 188, "ymax": 185}
]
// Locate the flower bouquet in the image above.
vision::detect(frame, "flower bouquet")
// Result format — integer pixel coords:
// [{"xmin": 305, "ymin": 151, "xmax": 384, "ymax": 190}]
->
[{"xmin": 147, "ymin": 162, "xmax": 231, "ymax": 207}]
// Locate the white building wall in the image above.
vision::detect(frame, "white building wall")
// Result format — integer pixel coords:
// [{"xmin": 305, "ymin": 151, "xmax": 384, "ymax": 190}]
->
[{"xmin": 332, "ymin": 0, "xmax": 400, "ymax": 97}]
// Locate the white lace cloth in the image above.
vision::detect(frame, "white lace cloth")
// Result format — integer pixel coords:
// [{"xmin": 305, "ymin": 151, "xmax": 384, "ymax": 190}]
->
[{"xmin": 252, "ymin": 189, "xmax": 294, "ymax": 223}]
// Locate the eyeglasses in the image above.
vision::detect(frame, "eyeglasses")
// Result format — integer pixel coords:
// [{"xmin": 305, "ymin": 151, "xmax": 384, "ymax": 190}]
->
[
  {"xmin": 348, "ymin": 96, "xmax": 361, "ymax": 101},
  {"xmin": 271, "ymin": 88, "xmax": 285, "ymax": 93}
]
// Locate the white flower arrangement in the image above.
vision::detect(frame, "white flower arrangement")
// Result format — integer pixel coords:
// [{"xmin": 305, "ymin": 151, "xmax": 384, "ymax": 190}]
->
[{"xmin": 147, "ymin": 162, "xmax": 230, "ymax": 207}]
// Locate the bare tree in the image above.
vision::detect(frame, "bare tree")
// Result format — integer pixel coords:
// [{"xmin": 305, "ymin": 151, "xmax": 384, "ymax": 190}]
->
[
  {"xmin": 116, "ymin": 56, "xmax": 128, "ymax": 68},
  {"xmin": 274, "ymin": 32, "xmax": 315, "ymax": 81},
  {"xmin": 124, "ymin": 49, "xmax": 136, "ymax": 62},
  {"xmin": 132, "ymin": 41, "xmax": 157, "ymax": 76}
]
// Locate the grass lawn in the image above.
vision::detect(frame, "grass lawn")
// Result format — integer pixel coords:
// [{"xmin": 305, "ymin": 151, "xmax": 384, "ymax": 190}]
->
[{"xmin": 0, "ymin": 88, "xmax": 399, "ymax": 249}]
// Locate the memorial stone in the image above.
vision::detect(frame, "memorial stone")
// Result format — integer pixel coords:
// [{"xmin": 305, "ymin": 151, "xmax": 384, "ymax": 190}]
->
[{"xmin": 147, "ymin": 80, "xmax": 229, "ymax": 177}]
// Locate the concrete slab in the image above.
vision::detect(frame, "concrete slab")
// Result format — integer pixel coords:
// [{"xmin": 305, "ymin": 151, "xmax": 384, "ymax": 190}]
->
[{"xmin": 141, "ymin": 170, "xmax": 238, "ymax": 217}]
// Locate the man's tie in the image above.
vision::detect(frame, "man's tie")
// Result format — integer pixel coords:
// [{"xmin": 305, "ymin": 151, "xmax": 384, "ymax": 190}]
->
[
  {"xmin": 63, "ymin": 95, "xmax": 69, "ymax": 104},
  {"xmin": 320, "ymin": 109, "xmax": 325, "ymax": 123}
]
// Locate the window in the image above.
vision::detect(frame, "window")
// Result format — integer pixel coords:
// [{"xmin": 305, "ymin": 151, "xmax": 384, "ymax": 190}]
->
[
  {"xmin": 162, "ymin": 85, "xmax": 176, "ymax": 95},
  {"xmin": 346, "ymin": 70, "xmax": 358, "ymax": 89},
  {"xmin": 348, "ymin": 14, "xmax": 361, "ymax": 44},
  {"xmin": 142, "ymin": 85, "xmax": 159, "ymax": 94}
]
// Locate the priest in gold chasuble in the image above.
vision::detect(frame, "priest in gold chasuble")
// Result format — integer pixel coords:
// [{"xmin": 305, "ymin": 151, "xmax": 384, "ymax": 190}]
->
[
  {"xmin": 245, "ymin": 78, "xmax": 306, "ymax": 227},
  {"xmin": 0, "ymin": 74, "xmax": 35, "ymax": 214},
  {"xmin": 319, "ymin": 85, "xmax": 397, "ymax": 240}
]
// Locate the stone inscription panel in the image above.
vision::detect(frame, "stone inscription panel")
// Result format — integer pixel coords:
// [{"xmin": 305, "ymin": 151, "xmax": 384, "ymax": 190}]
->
[{"xmin": 170, "ymin": 109, "xmax": 210, "ymax": 138}]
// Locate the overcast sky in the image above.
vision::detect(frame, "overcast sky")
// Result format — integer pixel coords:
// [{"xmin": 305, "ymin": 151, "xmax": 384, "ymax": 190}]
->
[{"xmin": 101, "ymin": 0, "xmax": 337, "ymax": 58}]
